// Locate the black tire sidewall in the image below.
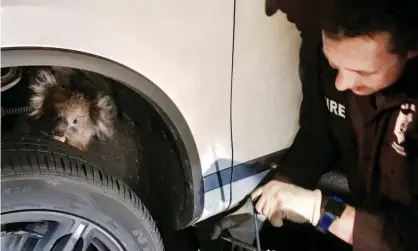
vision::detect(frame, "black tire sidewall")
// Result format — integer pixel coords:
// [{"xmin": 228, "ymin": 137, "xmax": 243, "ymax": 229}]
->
[{"xmin": 1, "ymin": 174, "xmax": 161, "ymax": 251}]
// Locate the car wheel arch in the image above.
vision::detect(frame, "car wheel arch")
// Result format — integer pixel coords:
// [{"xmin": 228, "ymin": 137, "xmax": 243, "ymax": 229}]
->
[{"xmin": 1, "ymin": 47, "xmax": 204, "ymax": 229}]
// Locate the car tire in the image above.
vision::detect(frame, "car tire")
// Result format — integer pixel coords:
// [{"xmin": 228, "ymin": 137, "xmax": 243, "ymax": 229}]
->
[{"xmin": 1, "ymin": 134, "xmax": 164, "ymax": 251}]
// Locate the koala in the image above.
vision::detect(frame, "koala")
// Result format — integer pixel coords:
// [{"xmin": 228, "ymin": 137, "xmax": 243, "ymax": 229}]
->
[{"xmin": 28, "ymin": 67, "xmax": 117, "ymax": 151}]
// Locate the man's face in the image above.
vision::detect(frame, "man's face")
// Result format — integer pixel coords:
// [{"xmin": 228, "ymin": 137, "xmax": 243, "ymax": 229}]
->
[{"xmin": 322, "ymin": 32, "xmax": 407, "ymax": 96}]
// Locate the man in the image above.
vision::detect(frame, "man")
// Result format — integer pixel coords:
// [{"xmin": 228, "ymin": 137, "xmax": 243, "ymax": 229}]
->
[{"xmin": 255, "ymin": 0, "xmax": 418, "ymax": 250}]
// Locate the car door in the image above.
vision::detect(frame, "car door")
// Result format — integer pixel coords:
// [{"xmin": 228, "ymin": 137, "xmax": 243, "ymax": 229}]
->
[{"xmin": 229, "ymin": 0, "xmax": 303, "ymax": 207}]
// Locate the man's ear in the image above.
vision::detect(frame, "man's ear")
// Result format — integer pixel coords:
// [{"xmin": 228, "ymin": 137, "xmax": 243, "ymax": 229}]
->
[
  {"xmin": 264, "ymin": 0, "xmax": 327, "ymax": 33},
  {"xmin": 265, "ymin": 0, "xmax": 280, "ymax": 16}
]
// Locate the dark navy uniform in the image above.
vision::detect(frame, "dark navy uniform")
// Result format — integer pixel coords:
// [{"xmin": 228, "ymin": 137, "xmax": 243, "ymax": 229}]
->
[
  {"xmin": 258, "ymin": 31, "xmax": 355, "ymax": 251},
  {"xmin": 275, "ymin": 31, "xmax": 418, "ymax": 251},
  {"xmin": 277, "ymin": 33, "xmax": 358, "ymax": 195},
  {"xmin": 348, "ymin": 56, "xmax": 418, "ymax": 251}
]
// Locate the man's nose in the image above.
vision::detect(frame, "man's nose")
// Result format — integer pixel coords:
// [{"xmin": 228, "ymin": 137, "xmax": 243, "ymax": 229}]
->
[{"xmin": 335, "ymin": 71, "xmax": 357, "ymax": 91}]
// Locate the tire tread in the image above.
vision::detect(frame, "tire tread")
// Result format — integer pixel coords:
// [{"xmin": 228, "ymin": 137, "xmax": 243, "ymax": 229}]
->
[{"xmin": 1, "ymin": 134, "xmax": 164, "ymax": 251}]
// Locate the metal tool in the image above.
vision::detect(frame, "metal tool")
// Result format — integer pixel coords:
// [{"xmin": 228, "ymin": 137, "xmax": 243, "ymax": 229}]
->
[
  {"xmin": 248, "ymin": 193, "xmax": 262, "ymax": 251},
  {"xmin": 221, "ymin": 235, "xmax": 261, "ymax": 251},
  {"xmin": 221, "ymin": 235, "xmax": 274, "ymax": 251},
  {"xmin": 218, "ymin": 168, "xmax": 278, "ymax": 251},
  {"xmin": 221, "ymin": 192, "xmax": 275, "ymax": 251}
]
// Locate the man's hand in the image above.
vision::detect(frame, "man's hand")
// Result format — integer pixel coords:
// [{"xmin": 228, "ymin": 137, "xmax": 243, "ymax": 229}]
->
[{"xmin": 252, "ymin": 179, "xmax": 323, "ymax": 227}]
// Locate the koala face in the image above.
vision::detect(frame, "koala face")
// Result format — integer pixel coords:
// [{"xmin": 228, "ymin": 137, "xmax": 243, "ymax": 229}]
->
[
  {"xmin": 53, "ymin": 93, "xmax": 96, "ymax": 150},
  {"xmin": 29, "ymin": 68, "xmax": 116, "ymax": 151}
]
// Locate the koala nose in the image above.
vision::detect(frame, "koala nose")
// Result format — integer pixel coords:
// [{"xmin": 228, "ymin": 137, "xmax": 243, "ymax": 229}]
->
[
  {"xmin": 54, "ymin": 116, "xmax": 68, "ymax": 126},
  {"xmin": 52, "ymin": 116, "xmax": 67, "ymax": 137},
  {"xmin": 52, "ymin": 129, "xmax": 64, "ymax": 137}
]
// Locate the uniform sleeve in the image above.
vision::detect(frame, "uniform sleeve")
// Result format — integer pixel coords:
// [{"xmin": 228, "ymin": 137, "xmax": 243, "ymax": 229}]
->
[
  {"xmin": 352, "ymin": 111, "xmax": 418, "ymax": 251},
  {"xmin": 275, "ymin": 32, "xmax": 339, "ymax": 189},
  {"xmin": 352, "ymin": 199, "xmax": 418, "ymax": 251}
]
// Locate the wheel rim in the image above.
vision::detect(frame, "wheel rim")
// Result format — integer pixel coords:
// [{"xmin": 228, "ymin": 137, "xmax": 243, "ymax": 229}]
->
[{"xmin": 1, "ymin": 211, "xmax": 125, "ymax": 251}]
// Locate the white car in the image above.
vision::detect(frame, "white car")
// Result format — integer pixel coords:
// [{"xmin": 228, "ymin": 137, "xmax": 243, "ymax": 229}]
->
[{"xmin": 1, "ymin": 0, "xmax": 308, "ymax": 250}]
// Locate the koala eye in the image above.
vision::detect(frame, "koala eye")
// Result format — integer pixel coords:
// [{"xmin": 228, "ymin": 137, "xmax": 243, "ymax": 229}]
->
[{"xmin": 73, "ymin": 119, "xmax": 78, "ymax": 124}]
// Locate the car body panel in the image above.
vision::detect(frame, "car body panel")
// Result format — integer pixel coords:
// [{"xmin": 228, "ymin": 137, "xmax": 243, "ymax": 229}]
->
[
  {"xmin": 1, "ymin": 0, "xmax": 234, "ymax": 177},
  {"xmin": 197, "ymin": 1, "xmax": 303, "ymax": 220},
  {"xmin": 1, "ymin": 0, "xmax": 303, "ymax": 223},
  {"xmin": 232, "ymin": 0, "xmax": 302, "ymax": 163},
  {"xmin": 205, "ymin": 1, "xmax": 302, "ymax": 216}
]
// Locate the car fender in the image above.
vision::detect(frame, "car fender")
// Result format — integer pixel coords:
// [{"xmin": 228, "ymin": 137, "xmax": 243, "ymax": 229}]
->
[{"xmin": 1, "ymin": 0, "xmax": 235, "ymax": 177}]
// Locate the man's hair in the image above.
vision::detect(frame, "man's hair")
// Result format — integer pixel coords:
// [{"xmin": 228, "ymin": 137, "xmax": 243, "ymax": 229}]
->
[{"xmin": 321, "ymin": 0, "xmax": 418, "ymax": 55}]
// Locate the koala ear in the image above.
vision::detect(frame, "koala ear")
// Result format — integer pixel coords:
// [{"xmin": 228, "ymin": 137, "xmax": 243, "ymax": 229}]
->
[
  {"xmin": 92, "ymin": 93, "xmax": 117, "ymax": 140},
  {"xmin": 28, "ymin": 69, "xmax": 59, "ymax": 118}
]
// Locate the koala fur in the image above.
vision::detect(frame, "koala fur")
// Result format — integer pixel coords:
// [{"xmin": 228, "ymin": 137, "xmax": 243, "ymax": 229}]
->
[{"xmin": 28, "ymin": 67, "xmax": 117, "ymax": 151}]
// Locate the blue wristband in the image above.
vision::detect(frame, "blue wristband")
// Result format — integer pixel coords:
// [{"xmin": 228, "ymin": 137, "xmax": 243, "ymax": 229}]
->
[
  {"xmin": 317, "ymin": 212, "xmax": 336, "ymax": 233},
  {"xmin": 316, "ymin": 196, "xmax": 346, "ymax": 233}
]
